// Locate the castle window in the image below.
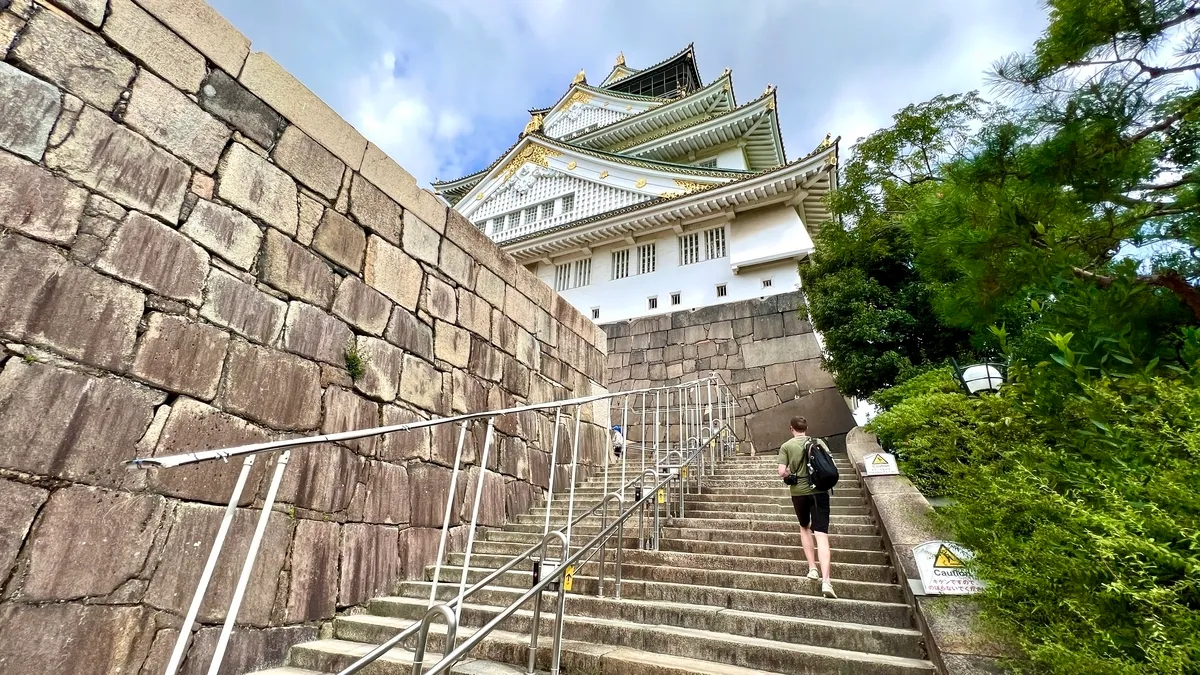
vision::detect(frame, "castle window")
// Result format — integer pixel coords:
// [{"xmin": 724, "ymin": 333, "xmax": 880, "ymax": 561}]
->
[
  {"xmin": 555, "ymin": 258, "xmax": 591, "ymax": 291},
  {"xmin": 591, "ymin": 307, "xmax": 600, "ymax": 319},
  {"xmin": 648, "ymin": 296, "xmax": 659, "ymax": 310},
  {"xmin": 561, "ymin": 193, "xmax": 575, "ymax": 213},
  {"xmin": 762, "ymin": 278, "xmax": 773, "ymax": 288},
  {"xmin": 612, "ymin": 249, "xmax": 630, "ymax": 280},
  {"xmin": 637, "ymin": 243, "xmax": 657, "ymax": 274},
  {"xmin": 705, "ymin": 226, "xmax": 727, "ymax": 259},
  {"xmin": 716, "ymin": 284, "xmax": 727, "ymax": 298},
  {"xmin": 679, "ymin": 232, "xmax": 701, "ymax": 265},
  {"xmin": 680, "ymin": 225, "xmax": 727, "ymax": 265},
  {"xmin": 671, "ymin": 292, "xmax": 681, "ymax": 305}
]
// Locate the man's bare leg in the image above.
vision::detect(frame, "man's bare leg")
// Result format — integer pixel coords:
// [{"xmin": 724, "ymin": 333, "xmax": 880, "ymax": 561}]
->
[
  {"xmin": 799, "ymin": 525, "xmax": 817, "ymax": 571},
  {"xmin": 814, "ymin": 531, "xmax": 832, "ymax": 581}
]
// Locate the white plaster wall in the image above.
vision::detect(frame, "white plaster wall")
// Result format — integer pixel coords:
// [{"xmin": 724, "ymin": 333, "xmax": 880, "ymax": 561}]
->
[
  {"xmin": 716, "ymin": 146, "xmax": 748, "ymax": 170},
  {"xmin": 544, "ymin": 103, "xmax": 633, "ymax": 139},
  {"xmin": 474, "ymin": 171, "xmax": 649, "ymax": 226},
  {"xmin": 728, "ymin": 203, "xmax": 813, "ymax": 269},
  {"xmin": 534, "ymin": 223, "xmax": 803, "ymax": 323}
]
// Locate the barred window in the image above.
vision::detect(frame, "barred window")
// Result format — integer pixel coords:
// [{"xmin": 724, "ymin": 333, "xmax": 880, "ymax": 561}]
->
[
  {"xmin": 561, "ymin": 193, "xmax": 575, "ymax": 213},
  {"xmin": 694, "ymin": 157, "xmax": 718, "ymax": 168},
  {"xmin": 679, "ymin": 232, "xmax": 701, "ymax": 265},
  {"xmin": 574, "ymin": 258, "xmax": 591, "ymax": 287},
  {"xmin": 612, "ymin": 249, "xmax": 630, "ymax": 280},
  {"xmin": 716, "ymin": 283, "xmax": 727, "ymax": 298},
  {"xmin": 671, "ymin": 292, "xmax": 681, "ymax": 305},
  {"xmin": 705, "ymin": 227, "xmax": 727, "ymax": 259},
  {"xmin": 539, "ymin": 201, "xmax": 554, "ymax": 220},
  {"xmin": 648, "ymin": 296, "xmax": 658, "ymax": 310},
  {"xmin": 524, "ymin": 207, "xmax": 537, "ymax": 224},
  {"xmin": 637, "ymin": 243, "xmax": 656, "ymax": 275}
]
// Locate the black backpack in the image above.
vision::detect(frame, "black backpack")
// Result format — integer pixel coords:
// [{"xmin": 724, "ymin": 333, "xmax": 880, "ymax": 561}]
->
[{"xmin": 804, "ymin": 438, "xmax": 840, "ymax": 492}]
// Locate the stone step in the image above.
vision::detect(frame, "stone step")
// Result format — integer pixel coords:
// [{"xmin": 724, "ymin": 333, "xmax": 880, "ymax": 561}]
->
[
  {"xmin": 443, "ymin": 549, "xmax": 897, "ymax": 584},
  {"xmin": 684, "ymin": 494, "xmax": 866, "ymax": 507},
  {"xmin": 664, "ymin": 517, "xmax": 878, "ymax": 535},
  {"xmin": 508, "ymin": 511, "xmax": 877, "ymax": 529},
  {"xmin": 429, "ymin": 560, "xmax": 903, "ymax": 605},
  {"xmin": 467, "ymin": 539, "xmax": 890, "ymax": 566},
  {"xmin": 659, "ymin": 527, "xmax": 884, "ymax": 551},
  {"xmin": 368, "ymin": 593, "xmax": 927, "ymax": 660},
  {"xmin": 331, "ymin": 614, "xmax": 934, "ymax": 675},
  {"xmin": 680, "ymin": 503, "xmax": 871, "ymax": 517}
]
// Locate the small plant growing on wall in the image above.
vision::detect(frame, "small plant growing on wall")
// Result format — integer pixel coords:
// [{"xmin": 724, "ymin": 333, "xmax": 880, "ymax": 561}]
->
[{"xmin": 344, "ymin": 338, "xmax": 369, "ymax": 381}]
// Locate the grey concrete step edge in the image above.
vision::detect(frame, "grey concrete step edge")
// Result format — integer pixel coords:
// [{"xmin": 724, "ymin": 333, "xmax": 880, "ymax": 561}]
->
[
  {"xmin": 467, "ymin": 540, "xmax": 891, "ymax": 566},
  {"xmin": 328, "ymin": 613, "xmax": 935, "ymax": 675},
  {"xmin": 499, "ymin": 520, "xmax": 882, "ymax": 537},
  {"xmin": 484, "ymin": 528, "xmax": 886, "ymax": 553},
  {"xmin": 364, "ymin": 594, "xmax": 928, "ymax": 660}
]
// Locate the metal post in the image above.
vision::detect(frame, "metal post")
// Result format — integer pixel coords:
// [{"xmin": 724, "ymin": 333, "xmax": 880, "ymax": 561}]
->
[
  {"xmin": 162, "ymin": 456, "xmax": 256, "ymax": 675},
  {"xmin": 430, "ymin": 420, "xmax": 470, "ymax": 607},
  {"xmin": 411, "ymin": 604, "xmax": 458, "ymax": 675},
  {"xmin": 527, "ymin": 530, "xmax": 567, "ymax": 675},
  {"xmin": 549, "ymin": 567, "xmax": 569, "ymax": 675},
  {"xmin": 542, "ymin": 407, "xmax": 563, "ymax": 539},
  {"xmin": 206, "ymin": 450, "xmax": 290, "ymax": 675},
  {"xmin": 619, "ymin": 395, "xmax": 629, "ymax": 494},
  {"xmin": 457, "ymin": 418, "xmax": 497, "ymax": 625},
  {"xmin": 564, "ymin": 406, "xmax": 583, "ymax": 552}
]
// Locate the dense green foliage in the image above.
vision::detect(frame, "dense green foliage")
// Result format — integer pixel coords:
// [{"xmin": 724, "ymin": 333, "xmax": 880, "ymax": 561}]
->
[{"xmin": 804, "ymin": 0, "xmax": 1200, "ymax": 671}]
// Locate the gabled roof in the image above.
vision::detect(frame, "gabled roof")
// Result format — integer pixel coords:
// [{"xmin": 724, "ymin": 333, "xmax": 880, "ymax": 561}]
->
[
  {"xmin": 499, "ymin": 138, "xmax": 840, "ymax": 259},
  {"xmin": 600, "ymin": 44, "xmax": 702, "ymax": 95},
  {"xmin": 528, "ymin": 82, "xmax": 667, "ymax": 117}
]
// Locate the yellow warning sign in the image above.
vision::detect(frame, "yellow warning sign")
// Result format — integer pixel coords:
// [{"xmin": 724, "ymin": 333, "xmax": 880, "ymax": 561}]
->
[
  {"xmin": 933, "ymin": 545, "xmax": 964, "ymax": 568},
  {"xmin": 872, "ymin": 454, "xmax": 889, "ymax": 465},
  {"xmin": 562, "ymin": 565, "xmax": 575, "ymax": 592},
  {"xmin": 681, "ymin": 466, "xmax": 688, "ymax": 479},
  {"xmin": 656, "ymin": 489, "xmax": 665, "ymax": 504}
]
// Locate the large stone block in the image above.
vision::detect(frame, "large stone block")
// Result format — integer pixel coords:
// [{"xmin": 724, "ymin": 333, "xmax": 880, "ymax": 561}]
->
[
  {"xmin": 277, "ymin": 443, "xmax": 362, "ymax": 512},
  {"xmin": 200, "ymin": 269, "xmax": 287, "ymax": 344},
  {"xmin": 22, "ymin": 486, "xmax": 168, "ymax": 601},
  {"xmin": 741, "ymin": 333, "xmax": 823, "ymax": 368},
  {"xmin": 260, "ymin": 229, "xmax": 337, "ymax": 308},
  {"xmin": 11, "ymin": 8, "xmax": 134, "ymax": 111},
  {"xmin": 434, "ymin": 320, "xmax": 470, "ymax": 369},
  {"xmin": 273, "ymin": 125, "xmax": 345, "ymax": 199},
  {"xmin": 399, "ymin": 354, "xmax": 443, "ymax": 414},
  {"xmin": 744, "ymin": 389, "xmax": 856, "ymax": 453},
  {"xmin": 0, "ymin": 479, "xmax": 49, "ymax": 586},
  {"xmin": 384, "ymin": 306, "xmax": 433, "ymax": 360},
  {"xmin": 10, "ymin": 218, "xmax": 113, "ymax": 314},
  {"xmin": 364, "ymin": 235, "xmax": 422, "ymax": 310},
  {"xmin": 402, "ymin": 211, "xmax": 441, "ymax": 265},
  {"xmin": 218, "ymin": 341, "xmax": 323, "ymax": 431},
  {"xmin": 398, "ymin": 527, "xmax": 440, "ymax": 580},
  {"xmin": 503, "ymin": 287, "xmax": 537, "ymax": 334},
  {"xmin": 440, "ymin": 240, "xmax": 477, "ymax": 289},
  {"xmin": 765, "ymin": 362, "xmax": 796, "ymax": 388},
  {"xmin": 475, "ymin": 266, "xmax": 506, "ymax": 309},
  {"xmin": 147, "ymin": 397, "xmax": 271, "ymax": 504},
  {"xmin": 98, "ymin": 212, "xmax": 209, "ymax": 304},
  {"xmin": 180, "ymin": 199, "xmax": 264, "ymax": 270},
  {"xmin": 312, "ymin": 209, "xmax": 366, "ymax": 272},
  {"xmin": 491, "ymin": 311, "xmax": 519, "ymax": 356},
  {"xmin": 378, "ymin": 405, "xmax": 431, "ymax": 463},
  {"xmin": 132, "ymin": 0, "xmax": 251, "ymax": 75},
  {"xmin": 217, "ymin": 143, "xmax": 298, "ymax": 236},
  {"xmin": 422, "ymin": 274, "xmax": 457, "ymax": 323},
  {"xmin": 358, "ymin": 142, "xmax": 431, "ymax": 219},
  {"xmin": 795, "ymin": 358, "xmax": 836, "ymax": 390},
  {"xmin": 282, "ymin": 301, "xmax": 353, "ymax": 366},
  {"xmin": 350, "ymin": 174, "xmax": 402, "ymax": 244},
  {"xmin": 0, "ymin": 152, "xmax": 86, "ymax": 244},
  {"xmin": 104, "ymin": 0, "xmax": 206, "ymax": 92},
  {"xmin": 354, "ymin": 336, "xmax": 403, "ymax": 402},
  {"xmin": 285, "ymin": 519, "xmax": 340, "ymax": 623},
  {"xmin": 338, "ymin": 523, "xmax": 400, "ymax": 607},
  {"xmin": 0, "ymin": 61, "xmax": 60, "ymax": 161},
  {"xmin": 407, "ymin": 462, "xmax": 460, "ymax": 528},
  {"xmin": 239, "ymin": 51, "xmax": 367, "ymax": 169},
  {"xmin": 332, "ymin": 276, "xmax": 391, "ymax": 336},
  {"xmin": 461, "ymin": 467, "xmax": 506, "ymax": 528},
  {"xmin": 144, "ymin": 503, "xmax": 290, "ymax": 625},
  {"xmin": 124, "ymin": 70, "xmax": 230, "ymax": 172},
  {"xmin": 322, "ymin": 386, "xmax": 380, "ymax": 457},
  {"xmin": 179, "ymin": 625, "xmax": 318, "ymax": 675},
  {"xmin": 198, "ymin": 69, "xmax": 283, "ymax": 149},
  {"xmin": 132, "ymin": 313, "xmax": 230, "ymax": 399},
  {"xmin": 0, "ymin": 361, "xmax": 162, "ymax": 486},
  {"xmin": 46, "ymin": 106, "xmax": 189, "ymax": 221},
  {"xmin": 0, "ymin": 604, "xmax": 155, "ymax": 675},
  {"xmin": 48, "ymin": 0, "xmax": 106, "ymax": 26},
  {"xmin": 362, "ymin": 460, "xmax": 410, "ymax": 525}
]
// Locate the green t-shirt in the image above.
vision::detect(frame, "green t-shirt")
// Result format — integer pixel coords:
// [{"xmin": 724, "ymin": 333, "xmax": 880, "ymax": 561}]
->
[{"xmin": 777, "ymin": 436, "xmax": 830, "ymax": 496}]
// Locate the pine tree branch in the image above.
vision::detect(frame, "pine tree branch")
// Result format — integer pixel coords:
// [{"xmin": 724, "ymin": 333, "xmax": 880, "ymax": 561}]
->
[{"xmin": 1073, "ymin": 266, "xmax": 1200, "ymax": 319}]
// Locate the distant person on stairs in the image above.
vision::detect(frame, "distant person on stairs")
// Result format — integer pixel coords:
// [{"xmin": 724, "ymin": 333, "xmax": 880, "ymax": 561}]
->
[
  {"xmin": 777, "ymin": 416, "xmax": 836, "ymax": 598},
  {"xmin": 611, "ymin": 425, "xmax": 625, "ymax": 462}
]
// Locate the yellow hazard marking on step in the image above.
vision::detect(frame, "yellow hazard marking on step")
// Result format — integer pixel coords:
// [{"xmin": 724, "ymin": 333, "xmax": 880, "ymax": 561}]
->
[
  {"xmin": 657, "ymin": 489, "xmax": 665, "ymax": 504},
  {"xmin": 563, "ymin": 565, "xmax": 575, "ymax": 592},
  {"xmin": 872, "ymin": 454, "xmax": 889, "ymax": 465},
  {"xmin": 933, "ymin": 544, "xmax": 965, "ymax": 568}
]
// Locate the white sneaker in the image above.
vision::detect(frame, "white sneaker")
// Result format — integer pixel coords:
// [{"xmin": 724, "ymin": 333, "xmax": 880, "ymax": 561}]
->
[
  {"xmin": 806, "ymin": 568, "xmax": 820, "ymax": 580},
  {"xmin": 821, "ymin": 581, "xmax": 837, "ymax": 599}
]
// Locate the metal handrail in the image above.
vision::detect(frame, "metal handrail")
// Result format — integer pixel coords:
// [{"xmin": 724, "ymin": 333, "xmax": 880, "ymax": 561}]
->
[{"xmin": 420, "ymin": 434, "xmax": 722, "ymax": 675}]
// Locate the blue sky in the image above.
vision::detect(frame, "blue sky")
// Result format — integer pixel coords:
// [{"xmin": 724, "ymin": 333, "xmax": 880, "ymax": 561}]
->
[{"xmin": 209, "ymin": 0, "xmax": 1048, "ymax": 187}]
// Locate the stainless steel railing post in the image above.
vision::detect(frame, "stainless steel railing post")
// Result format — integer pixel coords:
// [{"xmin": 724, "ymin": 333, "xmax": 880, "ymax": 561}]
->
[
  {"xmin": 526, "ymin": 530, "xmax": 567, "ymax": 675},
  {"xmin": 457, "ymin": 418, "xmax": 497, "ymax": 625},
  {"xmin": 542, "ymin": 407, "xmax": 563, "ymax": 539},
  {"xmin": 430, "ymin": 420, "xmax": 471, "ymax": 607},
  {"xmin": 411, "ymin": 604, "xmax": 458, "ymax": 675},
  {"xmin": 161, "ymin": 455, "xmax": 256, "ymax": 675},
  {"xmin": 206, "ymin": 450, "xmax": 290, "ymax": 675}
]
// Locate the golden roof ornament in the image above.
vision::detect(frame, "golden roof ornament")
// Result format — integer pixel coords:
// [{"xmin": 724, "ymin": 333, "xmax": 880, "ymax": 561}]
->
[
  {"xmin": 764, "ymin": 83, "xmax": 776, "ymax": 96},
  {"xmin": 818, "ymin": 133, "xmax": 832, "ymax": 150},
  {"xmin": 572, "ymin": 69, "xmax": 586, "ymax": 85},
  {"xmin": 615, "ymin": 51, "xmax": 625, "ymax": 66},
  {"xmin": 522, "ymin": 113, "xmax": 544, "ymax": 137}
]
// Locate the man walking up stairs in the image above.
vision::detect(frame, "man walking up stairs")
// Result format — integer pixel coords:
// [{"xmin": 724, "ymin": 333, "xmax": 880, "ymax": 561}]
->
[{"xmin": 249, "ymin": 443, "xmax": 934, "ymax": 674}]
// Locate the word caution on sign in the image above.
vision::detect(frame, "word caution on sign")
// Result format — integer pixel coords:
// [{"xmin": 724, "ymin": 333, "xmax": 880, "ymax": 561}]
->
[{"xmin": 913, "ymin": 540, "xmax": 984, "ymax": 595}]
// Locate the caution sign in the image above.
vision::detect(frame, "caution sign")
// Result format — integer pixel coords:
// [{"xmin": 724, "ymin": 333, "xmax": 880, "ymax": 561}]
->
[
  {"xmin": 913, "ymin": 541, "xmax": 983, "ymax": 595},
  {"xmin": 656, "ymin": 489, "xmax": 665, "ymax": 504},
  {"xmin": 562, "ymin": 565, "xmax": 575, "ymax": 592},
  {"xmin": 863, "ymin": 452, "xmax": 899, "ymax": 476},
  {"xmin": 681, "ymin": 466, "xmax": 688, "ymax": 479}
]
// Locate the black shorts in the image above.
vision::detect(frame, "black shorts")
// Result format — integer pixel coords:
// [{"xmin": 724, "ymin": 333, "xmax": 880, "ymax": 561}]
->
[{"xmin": 791, "ymin": 493, "xmax": 830, "ymax": 533}]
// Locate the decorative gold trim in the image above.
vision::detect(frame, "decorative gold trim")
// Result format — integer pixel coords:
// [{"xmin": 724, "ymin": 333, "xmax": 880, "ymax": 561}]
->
[
  {"xmin": 660, "ymin": 190, "xmax": 683, "ymax": 199},
  {"xmin": 817, "ymin": 133, "xmax": 832, "ymax": 150},
  {"xmin": 475, "ymin": 194, "xmax": 483, "ymax": 200},
  {"xmin": 567, "ymin": 161, "xmax": 577, "ymax": 170},
  {"xmin": 673, "ymin": 178, "xmax": 708, "ymax": 194},
  {"xmin": 626, "ymin": 104, "xmax": 632, "ymax": 111},
  {"xmin": 522, "ymin": 113, "xmax": 544, "ymax": 136},
  {"xmin": 565, "ymin": 90, "xmax": 592, "ymax": 107},
  {"xmin": 824, "ymin": 154, "xmax": 838, "ymax": 167},
  {"xmin": 615, "ymin": 51, "xmax": 625, "ymax": 66},
  {"xmin": 573, "ymin": 69, "xmax": 586, "ymax": 85},
  {"xmin": 635, "ymin": 178, "xmax": 646, "ymax": 188},
  {"xmin": 500, "ymin": 144, "xmax": 563, "ymax": 181},
  {"xmin": 598, "ymin": 171, "xmax": 609, "ymax": 179}
]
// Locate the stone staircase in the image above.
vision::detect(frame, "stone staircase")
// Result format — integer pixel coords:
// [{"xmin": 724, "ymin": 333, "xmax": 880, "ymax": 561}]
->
[{"xmin": 248, "ymin": 452, "xmax": 934, "ymax": 674}]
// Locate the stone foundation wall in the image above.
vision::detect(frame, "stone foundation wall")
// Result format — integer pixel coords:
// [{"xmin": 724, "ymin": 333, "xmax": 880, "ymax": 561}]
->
[
  {"xmin": 0, "ymin": 1, "xmax": 609, "ymax": 673},
  {"xmin": 600, "ymin": 290, "xmax": 855, "ymax": 453}
]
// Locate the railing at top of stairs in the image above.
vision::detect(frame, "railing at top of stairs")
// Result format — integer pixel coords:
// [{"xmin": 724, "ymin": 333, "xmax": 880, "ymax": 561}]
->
[{"xmin": 125, "ymin": 372, "xmax": 741, "ymax": 675}]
